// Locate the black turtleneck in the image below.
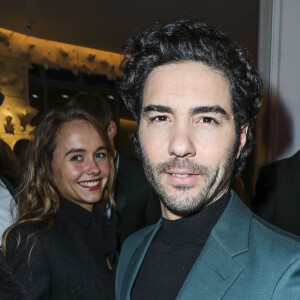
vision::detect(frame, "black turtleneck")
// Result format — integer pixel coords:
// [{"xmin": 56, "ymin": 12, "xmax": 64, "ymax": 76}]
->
[{"xmin": 131, "ymin": 191, "xmax": 230, "ymax": 300}]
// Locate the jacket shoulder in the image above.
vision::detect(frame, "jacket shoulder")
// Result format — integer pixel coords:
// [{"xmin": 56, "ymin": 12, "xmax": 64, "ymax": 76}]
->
[
  {"xmin": 249, "ymin": 216, "xmax": 300, "ymax": 297},
  {"xmin": 251, "ymin": 213, "xmax": 300, "ymax": 250}
]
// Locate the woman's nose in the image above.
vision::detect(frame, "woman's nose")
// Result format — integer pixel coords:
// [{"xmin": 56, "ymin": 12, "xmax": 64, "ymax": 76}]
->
[{"xmin": 86, "ymin": 158, "xmax": 101, "ymax": 175}]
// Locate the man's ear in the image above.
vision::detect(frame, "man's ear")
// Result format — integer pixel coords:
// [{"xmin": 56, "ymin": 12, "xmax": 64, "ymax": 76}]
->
[
  {"xmin": 107, "ymin": 120, "xmax": 117, "ymax": 140},
  {"xmin": 236, "ymin": 123, "xmax": 248, "ymax": 159}
]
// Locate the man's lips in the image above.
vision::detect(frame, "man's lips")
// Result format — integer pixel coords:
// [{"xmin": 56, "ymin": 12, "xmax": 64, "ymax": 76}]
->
[
  {"xmin": 165, "ymin": 169, "xmax": 200, "ymax": 185},
  {"xmin": 166, "ymin": 168, "xmax": 199, "ymax": 175}
]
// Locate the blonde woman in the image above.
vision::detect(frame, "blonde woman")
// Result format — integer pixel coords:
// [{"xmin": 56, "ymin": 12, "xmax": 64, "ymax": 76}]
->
[{"xmin": 2, "ymin": 107, "xmax": 117, "ymax": 300}]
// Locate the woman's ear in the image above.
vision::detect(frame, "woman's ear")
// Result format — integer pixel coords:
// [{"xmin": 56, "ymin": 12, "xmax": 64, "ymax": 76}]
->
[{"xmin": 236, "ymin": 123, "xmax": 248, "ymax": 159}]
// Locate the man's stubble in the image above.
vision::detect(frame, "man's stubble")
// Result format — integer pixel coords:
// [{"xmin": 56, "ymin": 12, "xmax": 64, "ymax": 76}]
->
[{"xmin": 138, "ymin": 137, "xmax": 238, "ymax": 217}]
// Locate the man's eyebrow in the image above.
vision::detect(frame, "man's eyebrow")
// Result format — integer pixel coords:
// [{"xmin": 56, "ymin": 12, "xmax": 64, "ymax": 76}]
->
[
  {"xmin": 189, "ymin": 105, "xmax": 230, "ymax": 119},
  {"xmin": 142, "ymin": 105, "xmax": 173, "ymax": 115}
]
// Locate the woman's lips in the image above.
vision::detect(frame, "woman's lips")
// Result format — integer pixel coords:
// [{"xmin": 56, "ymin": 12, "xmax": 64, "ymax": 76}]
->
[{"xmin": 78, "ymin": 179, "xmax": 102, "ymax": 191}]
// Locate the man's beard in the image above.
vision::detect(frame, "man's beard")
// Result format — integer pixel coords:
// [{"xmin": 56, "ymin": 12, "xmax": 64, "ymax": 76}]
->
[{"xmin": 140, "ymin": 142, "xmax": 237, "ymax": 217}]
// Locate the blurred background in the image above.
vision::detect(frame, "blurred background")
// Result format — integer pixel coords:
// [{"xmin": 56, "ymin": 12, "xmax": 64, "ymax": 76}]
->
[{"xmin": 0, "ymin": 0, "xmax": 299, "ymax": 200}]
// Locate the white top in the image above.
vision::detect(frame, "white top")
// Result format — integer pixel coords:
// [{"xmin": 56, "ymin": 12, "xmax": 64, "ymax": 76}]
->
[{"xmin": 0, "ymin": 179, "xmax": 17, "ymax": 239}]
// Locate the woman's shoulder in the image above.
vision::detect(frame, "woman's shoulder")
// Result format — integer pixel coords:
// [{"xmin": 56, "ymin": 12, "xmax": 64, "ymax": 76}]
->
[
  {"xmin": 5, "ymin": 222, "xmax": 53, "ymax": 259},
  {"xmin": 4, "ymin": 224, "xmax": 52, "ymax": 299},
  {"xmin": 6, "ymin": 225, "xmax": 38, "ymax": 252}
]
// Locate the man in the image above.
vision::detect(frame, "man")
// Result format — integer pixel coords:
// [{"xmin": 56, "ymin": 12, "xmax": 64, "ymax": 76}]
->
[
  {"xmin": 115, "ymin": 19, "xmax": 300, "ymax": 299},
  {"xmin": 252, "ymin": 150, "xmax": 300, "ymax": 236},
  {"xmin": 67, "ymin": 93, "xmax": 161, "ymax": 245}
]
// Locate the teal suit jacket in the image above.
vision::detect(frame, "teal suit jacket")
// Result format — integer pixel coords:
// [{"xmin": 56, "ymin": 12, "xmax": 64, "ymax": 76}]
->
[{"xmin": 116, "ymin": 191, "xmax": 300, "ymax": 299}]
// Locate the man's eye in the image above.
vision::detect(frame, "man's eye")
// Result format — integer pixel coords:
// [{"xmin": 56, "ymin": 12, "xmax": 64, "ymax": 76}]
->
[
  {"xmin": 199, "ymin": 117, "xmax": 218, "ymax": 124},
  {"xmin": 150, "ymin": 115, "xmax": 169, "ymax": 122},
  {"xmin": 71, "ymin": 155, "xmax": 82, "ymax": 161}
]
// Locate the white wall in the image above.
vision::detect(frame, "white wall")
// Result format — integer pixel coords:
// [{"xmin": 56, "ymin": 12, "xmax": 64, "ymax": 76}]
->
[{"xmin": 258, "ymin": 0, "xmax": 300, "ymax": 165}]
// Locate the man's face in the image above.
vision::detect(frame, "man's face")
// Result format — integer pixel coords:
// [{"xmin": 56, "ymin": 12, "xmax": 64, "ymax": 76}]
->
[{"xmin": 139, "ymin": 62, "xmax": 247, "ymax": 220}]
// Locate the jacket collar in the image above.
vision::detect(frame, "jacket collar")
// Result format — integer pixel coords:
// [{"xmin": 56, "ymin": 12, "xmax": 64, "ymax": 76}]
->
[
  {"xmin": 210, "ymin": 190, "xmax": 251, "ymax": 256},
  {"xmin": 59, "ymin": 199, "xmax": 105, "ymax": 229}
]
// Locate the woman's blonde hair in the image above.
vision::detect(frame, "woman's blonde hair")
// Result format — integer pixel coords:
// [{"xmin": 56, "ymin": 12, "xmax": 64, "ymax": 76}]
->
[{"xmin": 2, "ymin": 106, "xmax": 115, "ymax": 256}]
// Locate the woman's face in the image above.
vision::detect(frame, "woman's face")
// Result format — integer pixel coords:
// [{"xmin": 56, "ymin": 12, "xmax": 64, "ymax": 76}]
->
[{"xmin": 51, "ymin": 120, "xmax": 110, "ymax": 212}]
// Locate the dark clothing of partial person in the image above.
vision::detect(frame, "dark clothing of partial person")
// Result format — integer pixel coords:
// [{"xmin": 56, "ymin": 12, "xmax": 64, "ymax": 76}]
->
[
  {"xmin": 252, "ymin": 150, "xmax": 300, "ymax": 236},
  {"xmin": 131, "ymin": 192, "xmax": 230, "ymax": 300},
  {"xmin": 0, "ymin": 172, "xmax": 16, "ymax": 197},
  {"xmin": 0, "ymin": 172, "xmax": 17, "ymax": 238},
  {"xmin": 114, "ymin": 153, "xmax": 161, "ymax": 246},
  {"xmin": 0, "ymin": 250, "xmax": 26, "ymax": 300},
  {"xmin": 6, "ymin": 199, "xmax": 117, "ymax": 300}
]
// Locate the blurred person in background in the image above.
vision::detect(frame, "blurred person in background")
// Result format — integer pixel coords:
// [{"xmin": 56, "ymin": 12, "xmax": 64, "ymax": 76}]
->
[
  {"xmin": 0, "ymin": 138, "xmax": 20, "ymax": 188},
  {"xmin": 0, "ymin": 91, "xmax": 26, "ymax": 299},
  {"xmin": 0, "ymin": 139, "xmax": 19, "ymax": 238},
  {"xmin": 13, "ymin": 138, "xmax": 33, "ymax": 173},
  {"xmin": 252, "ymin": 150, "xmax": 300, "ymax": 236},
  {"xmin": 2, "ymin": 107, "xmax": 117, "ymax": 299}
]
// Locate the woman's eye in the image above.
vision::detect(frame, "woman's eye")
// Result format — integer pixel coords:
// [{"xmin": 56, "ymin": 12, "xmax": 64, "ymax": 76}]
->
[
  {"xmin": 71, "ymin": 155, "xmax": 82, "ymax": 161},
  {"xmin": 96, "ymin": 152, "xmax": 107, "ymax": 159},
  {"xmin": 150, "ymin": 115, "xmax": 169, "ymax": 122}
]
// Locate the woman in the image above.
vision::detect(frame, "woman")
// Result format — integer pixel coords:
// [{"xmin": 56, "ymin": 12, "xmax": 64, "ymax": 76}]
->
[{"xmin": 2, "ymin": 107, "xmax": 117, "ymax": 299}]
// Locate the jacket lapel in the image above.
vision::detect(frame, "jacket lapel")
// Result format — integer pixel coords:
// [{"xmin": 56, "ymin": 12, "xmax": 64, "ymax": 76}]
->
[
  {"xmin": 177, "ymin": 191, "xmax": 252, "ymax": 299},
  {"xmin": 176, "ymin": 237, "xmax": 243, "ymax": 299},
  {"xmin": 120, "ymin": 221, "xmax": 162, "ymax": 299}
]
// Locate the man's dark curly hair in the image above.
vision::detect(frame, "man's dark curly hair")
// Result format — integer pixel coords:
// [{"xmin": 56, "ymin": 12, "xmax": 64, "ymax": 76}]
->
[{"xmin": 119, "ymin": 19, "xmax": 262, "ymax": 175}]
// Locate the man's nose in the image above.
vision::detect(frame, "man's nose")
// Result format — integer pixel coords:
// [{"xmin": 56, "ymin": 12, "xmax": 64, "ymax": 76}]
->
[{"xmin": 168, "ymin": 123, "xmax": 196, "ymax": 158}]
